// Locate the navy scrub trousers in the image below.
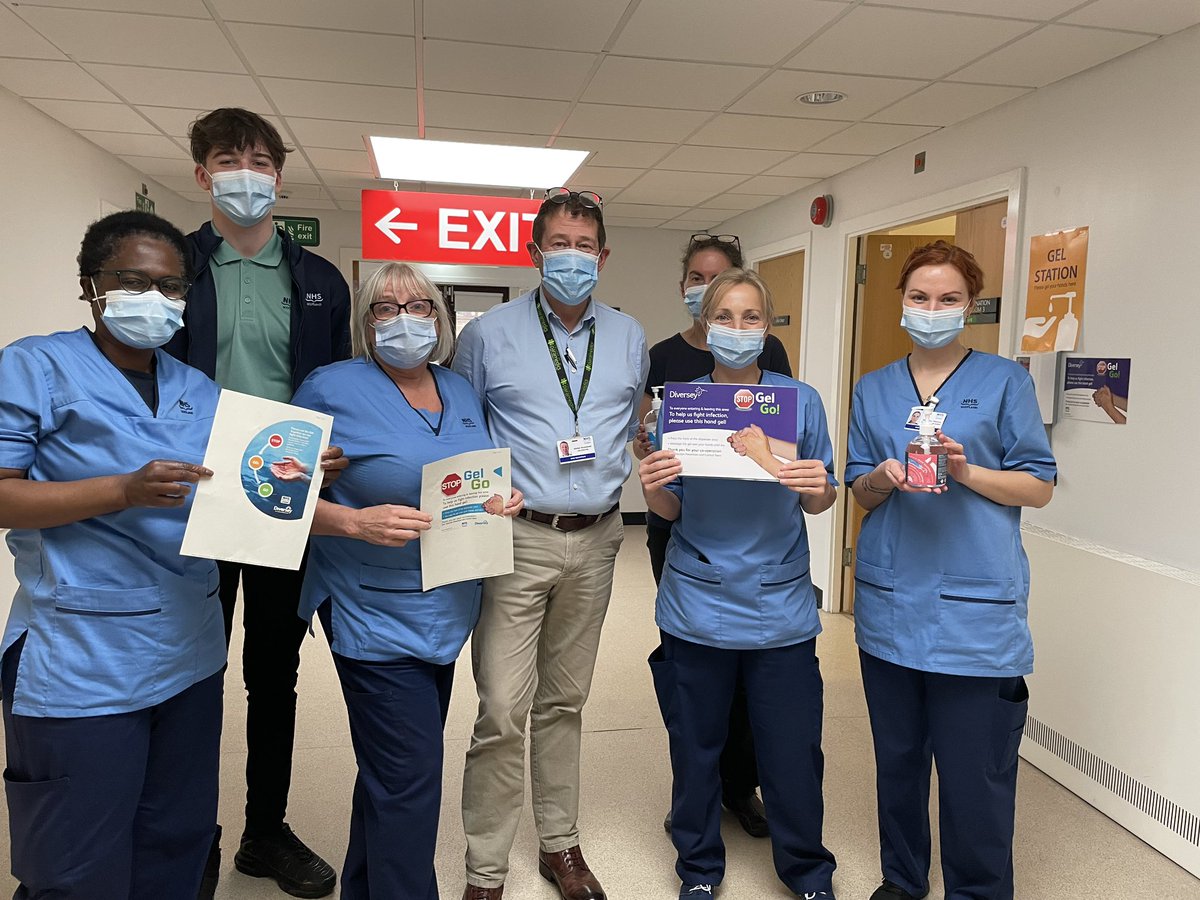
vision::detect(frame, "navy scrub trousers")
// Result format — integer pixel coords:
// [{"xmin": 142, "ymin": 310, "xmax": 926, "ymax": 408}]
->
[
  {"xmin": 859, "ymin": 650, "xmax": 1029, "ymax": 900},
  {"xmin": 331, "ymin": 650, "xmax": 455, "ymax": 900},
  {"xmin": 2, "ymin": 635, "xmax": 223, "ymax": 899},
  {"xmin": 651, "ymin": 631, "xmax": 836, "ymax": 894}
]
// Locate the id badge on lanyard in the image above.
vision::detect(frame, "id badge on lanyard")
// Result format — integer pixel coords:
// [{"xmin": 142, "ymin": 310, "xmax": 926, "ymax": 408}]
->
[{"xmin": 537, "ymin": 295, "xmax": 598, "ymax": 466}]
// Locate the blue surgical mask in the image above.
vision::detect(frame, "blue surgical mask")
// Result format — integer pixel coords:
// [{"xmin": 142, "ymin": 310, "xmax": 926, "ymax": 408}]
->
[
  {"xmin": 706, "ymin": 322, "xmax": 765, "ymax": 369},
  {"xmin": 683, "ymin": 284, "xmax": 706, "ymax": 318},
  {"xmin": 373, "ymin": 313, "xmax": 438, "ymax": 369},
  {"xmin": 208, "ymin": 168, "xmax": 277, "ymax": 227},
  {"xmin": 98, "ymin": 288, "xmax": 186, "ymax": 350},
  {"xmin": 901, "ymin": 306, "xmax": 965, "ymax": 349},
  {"xmin": 539, "ymin": 248, "xmax": 599, "ymax": 306}
]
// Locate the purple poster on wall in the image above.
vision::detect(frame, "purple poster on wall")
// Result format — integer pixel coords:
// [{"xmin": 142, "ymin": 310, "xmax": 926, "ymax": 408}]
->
[
  {"xmin": 1061, "ymin": 355, "xmax": 1131, "ymax": 425},
  {"xmin": 660, "ymin": 381, "xmax": 800, "ymax": 481}
]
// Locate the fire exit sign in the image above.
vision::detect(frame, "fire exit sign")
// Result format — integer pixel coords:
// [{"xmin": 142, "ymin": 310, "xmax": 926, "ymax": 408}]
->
[{"xmin": 273, "ymin": 216, "xmax": 320, "ymax": 247}]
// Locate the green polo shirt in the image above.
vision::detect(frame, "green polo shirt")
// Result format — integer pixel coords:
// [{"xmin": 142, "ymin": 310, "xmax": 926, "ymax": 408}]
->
[{"xmin": 210, "ymin": 228, "xmax": 294, "ymax": 402}]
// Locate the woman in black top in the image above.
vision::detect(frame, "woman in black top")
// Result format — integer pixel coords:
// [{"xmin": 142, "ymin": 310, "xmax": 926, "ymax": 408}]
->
[{"xmin": 633, "ymin": 233, "xmax": 792, "ymax": 839}]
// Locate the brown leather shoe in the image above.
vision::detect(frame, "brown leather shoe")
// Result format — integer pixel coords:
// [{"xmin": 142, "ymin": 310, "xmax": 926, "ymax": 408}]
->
[
  {"xmin": 461, "ymin": 886, "xmax": 503, "ymax": 900},
  {"xmin": 537, "ymin": 846, "xmax": 606, "ymax": 900}
]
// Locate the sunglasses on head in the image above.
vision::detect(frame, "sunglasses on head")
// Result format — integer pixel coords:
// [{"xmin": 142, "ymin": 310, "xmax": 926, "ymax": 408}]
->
[
  {"xmin": 544, "ymin": 187, "xmax": 604, "ymax": 210},
  {"xmin": 688, "ymin": 233, "xmax": 741, "ymax": 251}
]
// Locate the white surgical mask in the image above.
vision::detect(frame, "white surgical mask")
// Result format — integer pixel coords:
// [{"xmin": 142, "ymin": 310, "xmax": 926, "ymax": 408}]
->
[
  {"xmin": 683, "ymin": 284, "xmax": 706, "ymax": 318},
  {"xmin": 208, "ymin": 168, "xmax": 277, "ymax": 227},
  {"xmin": 373, "ymin": 313, "xmax": 438, "ymax": 369},
  {"xmin": 539, "ymin": 248, "xmax": 599, "ymax": 306},
  {"xmin": 901, "ymin": 306, "xmax": 965, "ymax": 349},
  {"xmin": 97, "ymin": 288, "xmax": 186, "ymax": 350},
  {"xmin": 706, "ymin": 322, "xmax": 766, "ymax": 369}
]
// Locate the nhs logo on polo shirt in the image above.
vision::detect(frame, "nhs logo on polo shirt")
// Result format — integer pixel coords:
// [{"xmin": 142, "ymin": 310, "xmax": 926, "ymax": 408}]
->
[{"xmin": 304, "ymin": 292, "xmax": 323, "ymax": 307}]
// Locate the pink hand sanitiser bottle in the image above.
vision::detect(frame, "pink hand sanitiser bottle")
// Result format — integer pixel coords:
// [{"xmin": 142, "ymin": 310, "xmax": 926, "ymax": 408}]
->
[{"xmin": 905, "ymin": 421, "xmax": 947, "ymax": 488}]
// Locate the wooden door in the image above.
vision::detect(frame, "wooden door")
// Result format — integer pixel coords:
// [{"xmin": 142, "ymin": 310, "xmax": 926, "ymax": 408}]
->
[
  {"xmin": 954, "ymin": 199, "xmax": 1007, "ymax": 355},
  {"xmin": 839, "ymin": 232, "xmax": 953, "ymax": 613},
  {"xmin": 758, "ymin": 249, "xmax": 805, "ymax": 377}
]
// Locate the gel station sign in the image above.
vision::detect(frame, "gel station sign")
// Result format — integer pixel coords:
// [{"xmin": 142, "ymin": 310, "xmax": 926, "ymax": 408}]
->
[{"xmin": 361, "ymin": 190, "xmax": 543, "ymax": 266}]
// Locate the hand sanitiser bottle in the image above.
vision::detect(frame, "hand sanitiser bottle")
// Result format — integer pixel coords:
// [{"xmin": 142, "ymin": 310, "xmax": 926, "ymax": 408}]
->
[
  {"xmin": 644, "ymin": 386, "xmax": 663, "ymax": 450},
  {"xmin": 905, "ymin": 421, "xmax": 947, "ymax": 488}
]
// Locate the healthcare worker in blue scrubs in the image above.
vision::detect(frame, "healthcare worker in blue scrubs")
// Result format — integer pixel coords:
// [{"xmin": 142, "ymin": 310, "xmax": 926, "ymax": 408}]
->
[
  {"xmin": 291, "ymin": 262, "xmax": 524, "ymax": 900},
  {"xmin": 639, "ymin": 268, "xmax": 838, "ymax": 900},
  {"xmin": 845, "ymin": 241, "xmax": 1056, "ymax": 900},
  {"xmin": 0, "ymin": 211, "xmax": 226, "ymax": 898}
]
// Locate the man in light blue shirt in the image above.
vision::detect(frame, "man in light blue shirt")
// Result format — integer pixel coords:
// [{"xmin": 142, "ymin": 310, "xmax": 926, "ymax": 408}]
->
[{"xmin": 453, "ymin": 189, "xmax": 647, "ymax": 900}]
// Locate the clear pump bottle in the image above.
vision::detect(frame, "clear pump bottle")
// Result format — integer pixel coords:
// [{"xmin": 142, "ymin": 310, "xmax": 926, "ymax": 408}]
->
[
  {"xmin": 905, "ymin": 421, "xmax": 947, "ymax": 488},
  {"xmin": 644, "ymin": 386, "xmax": 663, "ymax": 450}
]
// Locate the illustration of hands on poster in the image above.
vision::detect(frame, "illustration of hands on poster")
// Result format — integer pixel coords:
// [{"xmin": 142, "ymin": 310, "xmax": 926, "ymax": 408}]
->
[
  {"xmin": 420, "ymin": 448, "xmax": 513, "ymax": 591},
  {"xmin": 1061, "ymin": 356, "xmax": 1130, "ymax": 425},
  {"xmin": 660, "ymin": 382, "xmax": 800, "ymax": 481},
  {"xmin": 1022, "ymin": 226, "xmax": 1088, "ymax": 353},
  {"xmin": 182, "ymin": 390, "xmax": 331, "ymax": 569}
]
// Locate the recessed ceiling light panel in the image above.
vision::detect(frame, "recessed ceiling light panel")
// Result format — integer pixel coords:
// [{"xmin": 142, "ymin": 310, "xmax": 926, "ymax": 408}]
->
[
  {"xmin": 366, "ymin": 136, "xmax": 588, "ymax": 190},
  {"xmin": 796, "ymin": 90, "xmax": 847, "ymax": 106}
]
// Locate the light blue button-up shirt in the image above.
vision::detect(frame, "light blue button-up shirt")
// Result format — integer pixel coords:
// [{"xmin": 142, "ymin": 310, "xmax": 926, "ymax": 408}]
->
[{"xmin": 452, "ymin": 288, "xmax": 648, "ymax": 516}]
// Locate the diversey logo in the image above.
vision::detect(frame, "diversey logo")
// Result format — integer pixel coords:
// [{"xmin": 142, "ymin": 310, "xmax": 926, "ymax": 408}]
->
[{"xmin": 668, "ymin": 386, "xmax": 707, "ymax": 400}]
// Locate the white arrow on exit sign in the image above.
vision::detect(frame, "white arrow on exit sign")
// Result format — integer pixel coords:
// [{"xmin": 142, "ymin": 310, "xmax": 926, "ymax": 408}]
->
[{"xmin": 375, "ymin": 207, "xmax": 419, "ymax": 244}]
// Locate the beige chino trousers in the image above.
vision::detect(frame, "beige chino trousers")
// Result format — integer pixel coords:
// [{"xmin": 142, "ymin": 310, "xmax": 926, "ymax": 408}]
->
[{"xmin": 462, "ymin": 511, "xmax": 624, "ymax": 887}]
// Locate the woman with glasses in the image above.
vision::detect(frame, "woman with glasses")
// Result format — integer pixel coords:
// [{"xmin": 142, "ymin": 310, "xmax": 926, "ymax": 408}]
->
[
  {"xmin": 290, "ymin": 262, "xmax": 524, "ymax": 900},
  {"xmin": 640, "ymin": 269, "xmax": 837, "ymax": 900},
  {"xmin": 0, "ymin": 211, "xmax": 226, "ymax": 897},
  {"xmin": 633, "ymin": 232, "xmax": 792, "ymax": 840}
]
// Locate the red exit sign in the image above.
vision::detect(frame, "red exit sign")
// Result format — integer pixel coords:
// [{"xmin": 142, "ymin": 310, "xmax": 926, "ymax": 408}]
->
[{"xmin": 361, "ymin": 190, "xmax": 543, "ymax": 266}]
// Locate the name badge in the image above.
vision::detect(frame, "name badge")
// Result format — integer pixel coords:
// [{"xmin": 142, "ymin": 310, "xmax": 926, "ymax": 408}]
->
[
  {"xmin": 558, "ymin": 434, "xmax": 596, "ymax": 464},
  {"xmin": 904, "ymin": 407, "xmax": 947, "ymax": 431}
]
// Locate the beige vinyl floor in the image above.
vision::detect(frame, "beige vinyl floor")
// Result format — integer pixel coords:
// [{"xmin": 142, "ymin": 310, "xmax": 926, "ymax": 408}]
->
[{"xmin": 3, "ymin": 525, "xmax": 1198, "ymax": 899}]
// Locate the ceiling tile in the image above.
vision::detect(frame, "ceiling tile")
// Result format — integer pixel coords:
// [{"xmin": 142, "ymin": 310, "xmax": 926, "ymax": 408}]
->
[
  {"xmin": 786, "ymin": 6, "xmax": 1034, "ymax": 79},
  {"xmin": 1063, "ymin": 0, "xmax": 1200, "ymax": 34},
  {"xmin": 147, "ymin": 173, "xmax": 210, "ymax": 193},
  {"xmin": 869, "ymin": 81, "xmax": 1030, "ymax": 125},
  {"xmin": 763, "ymin": 151, "xmax": 872, "ymax": 178},
  {"xmin": 135, "ymin": 105, "xmax": 285, "ymax": 140},
  {"xmin": 423, "ymin": 0, "xmax": 628, "ymax": 52},
  {"xmin": 867, "ymin": 0, "xmax": 1086, "ymax": 20},
  {"xmin": 422, "ymin": 128, "xmax": 551, "ymax": 147},
  {"xmin": 612, "ymin": 186, "xmax": 722, "ymax": 207},
  {"xmin": 689, "ymin": 113, "xmax": 848, "ymax": 151},
  {"xmin": 625, "ymin": 170, "xmax": 745, "ymax": 194},
  {"xmin": 210, "ymin": 0, "xmax": 415, "ymax": 34},
  {"xmin": 571, "ymin": 166, "xmax": 641, "ymax": 189},
  {"xmin": 27, "ymin": 98, "xmax": 157, "ymax": 134},
  {"xmin": 613, "ymin": 0, "xmax": 845, "ymax": 65},
  {"xmin": 277, "ymin": 162, "xmax": 321, "ymax": 185},
  {"xmin": 0, "ymin": 59, "xmax": 116, "ymax": 101},
  {"xmin": 727, "ymin": 175, "xmax": 819, "ymax": 196},
  {"xmin": 560, "ymin": 103, "xmax": 710, "ymax": 144},
  {"xmin": 288, "ymin": 118, "xmax": 418, "ymax": 150},
  {"xmin": 85, "ymin": 65, "xmax": 269, "ymax": 109},
  {"xmin": 326, "ymin": 186, "xmax": 366, "ymax": 203},
  {"xmin": 606, "ymin": 217, "xmax": 670, "ymax": 228},
  {"xmin": 0, "ymin": 6, "xmax": 67, "ymax": 58},
  {"xmin": 951, "ymin": 24, "xmax": 1155, "ymax": 87},
  {"xmin": 656, "ymin": 145, "xmax": 794, "ymax": 175},
  {"xmin": 275, "ymin": 196, "xmax": 338, "ymax": 210},
  {"xmin": 119, "ymin": 155, "xmax": 199, "ymax": 177},
  {"xmin": 732, "ymin": 70, "xmax": 927, "ymax": 121},
  {"xmin": 274, "ymin": 183, "xmax": 329, "ymax": 201},
  {"xmin": 79, "ymin": 130, "xmax": 189, "ymax": 157},
  {"xmin": 664, "ymin": 216, "xmax": 728, "ymax": 230},
  {"xmin": 552, "ymin": 137, "xmax": 674, "ymax": 169},
  {"xmin": 229, "ymin": 24, "xmax": 415, "ymax": 87},
  {"xmin": 424, "ymin": 41, "xmax": 595, "ymax": 101},
  {"xmin": 425, "ymin": 91, "xmax": 569, "ymax": 133},
  {"xmin": 604, "ymin": 203, "xmax": 693, "ymax": 219},
  {"xmin": 807, "ymin": 121, "xmax": 937, "ymax": 154},
  {"xmin": 17, "ymin": 0, "xmax": 209, "ymax": 15},
  {"xmin": 696, "ymin": 194, "xmax": 775, "ymax": 211},
  {"xmin": 304, "ymin": 147, "xmax": 374, "ymax": 175},
  {"xmin": 583, "ymin": 57, "xmax": 764, "ymax": 111},
  {"xmin": 420, "ymin": 183, "xmax": 529, "ymax": 197},
  {"xmin": 18, "ymin": 7, "xmax": 244, "ymax": 72},
  {"xmin": 319, "ymin": 171, "xmax": 380, "ymax": 189},
  {"xmin": 262, "ymin": 78, "xmax": 417, "ymax": 123}
]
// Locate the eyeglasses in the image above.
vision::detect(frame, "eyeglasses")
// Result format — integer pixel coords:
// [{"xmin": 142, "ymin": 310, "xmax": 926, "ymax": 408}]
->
[
  {"xmin": 544, "ymin": 187, "xmax": 604, "ymax": 210},
  {"xmin": 688, "ymin": 233, "xmax": 741, "ymax": 252},
  {"xmin": 94, "ymin": 269, "xmax": 190, "ymax": 300},
  {"xmin": 369, "ymin": 299, "xmax": 435, "ymax": 320}
]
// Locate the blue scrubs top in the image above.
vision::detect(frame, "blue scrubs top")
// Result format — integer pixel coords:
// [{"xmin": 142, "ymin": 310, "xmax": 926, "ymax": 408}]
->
[
  {"xmin": 845, "ymin": 351, "xmax": 1057, "ymax": 678},
  {"xmin": 657, "ymin": 371, "xmax": 837, "ymax": 650},
  {"xmin": 292, "ymin": 358, "xmax": 494, "ymax": 665},
  {"xmin": 0, "ymin": 329, "xmax": 225, "ymax": 717}
]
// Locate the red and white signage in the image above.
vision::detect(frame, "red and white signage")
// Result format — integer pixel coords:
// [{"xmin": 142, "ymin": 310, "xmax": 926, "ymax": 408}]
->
[{"xmin": 361, "ymin": 190, "xmax": 543, "ymax": 266}]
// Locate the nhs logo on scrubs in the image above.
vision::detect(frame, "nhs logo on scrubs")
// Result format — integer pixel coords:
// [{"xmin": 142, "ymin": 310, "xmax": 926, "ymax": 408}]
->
[
  {"xmin": 178, "ymin": 400, "xmax": 194, "ymax": 415},
  {"xmin": 960, "ymin": 398, "xmax": 979, "ymax": 409}
]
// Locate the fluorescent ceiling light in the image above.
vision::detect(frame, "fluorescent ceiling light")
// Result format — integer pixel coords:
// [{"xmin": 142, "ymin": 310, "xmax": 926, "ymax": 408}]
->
[{"xmin": 366, "ymin": 136, "xmax": 588, "ymax": 189}]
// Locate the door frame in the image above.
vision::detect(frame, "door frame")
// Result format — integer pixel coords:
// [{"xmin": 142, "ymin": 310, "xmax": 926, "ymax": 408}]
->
[
  {"xmin": 746, "ymin": 232, "xmax": 813, "ymax": 382},
  {"xmin": 829, "ymin": 167, "xmax": 1028, "ymax": 611}
]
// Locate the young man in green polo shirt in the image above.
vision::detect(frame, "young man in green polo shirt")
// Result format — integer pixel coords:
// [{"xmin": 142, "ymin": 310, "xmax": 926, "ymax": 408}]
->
[{"xmin": 168, "ymin": 107, "xmax": 351, "ymax": 900}]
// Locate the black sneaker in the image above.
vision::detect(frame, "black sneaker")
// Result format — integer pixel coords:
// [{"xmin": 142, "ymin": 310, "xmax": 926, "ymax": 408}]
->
[
  {"xmin": 197, "ymin": 824, "xmax": 221, "ymax": 900},
  {"xmin": 234, "ymin": 823, "xmax": 336, "ymax": 898},
  {"xmin": 869, "ymin": 881, "xmax": 927, "ymax": 900},
  {"xmin": 679, "ymin": 884, "xmax": 715, "ymax": 898}
]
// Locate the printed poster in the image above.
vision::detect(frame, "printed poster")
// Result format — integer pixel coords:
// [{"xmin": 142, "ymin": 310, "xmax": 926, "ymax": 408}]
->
[
  {"xmin": 420, "ymin": 448, "xmax": 513, "ymax": 591},
  {"xmin": 1021, "ymin": 226, "xmax": 1088, "ymax": 352},
  {"xmin": 182, "ymin": 390, "xmax": 331, "ymax": 569},
  {"xmin": 660, "ymin": 382, "xmax": 800, "ymax": 481},
  {"xmin": 1061, "ymin": 356, "xmax": 1131, "ymax": 425}
]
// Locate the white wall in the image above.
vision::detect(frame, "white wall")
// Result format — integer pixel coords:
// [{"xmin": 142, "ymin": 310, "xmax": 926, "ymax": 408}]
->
[
  {"xmin": 724, "ymin": 23, "xmax": 1200, "ymax": 875},
  {"xmin": 0, "ymin": 87, "xmax": 206, "ymax": 349}
]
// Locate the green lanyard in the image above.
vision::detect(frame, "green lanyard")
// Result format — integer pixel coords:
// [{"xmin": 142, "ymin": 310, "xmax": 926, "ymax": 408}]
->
[{"xmin": 535, "ymin": 294, "xmax": 596, "ymax": 435}]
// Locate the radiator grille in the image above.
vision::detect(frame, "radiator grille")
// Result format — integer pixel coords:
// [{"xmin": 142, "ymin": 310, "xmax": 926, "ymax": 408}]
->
[{"xmin": 1025, "ymin": 716, "xmax": 1200, "ymax": 846}]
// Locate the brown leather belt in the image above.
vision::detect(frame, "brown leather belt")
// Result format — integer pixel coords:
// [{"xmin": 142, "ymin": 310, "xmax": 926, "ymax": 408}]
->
[{"xmin": 518, "ymin": 503, "xmax": 619, "ymax": 533}]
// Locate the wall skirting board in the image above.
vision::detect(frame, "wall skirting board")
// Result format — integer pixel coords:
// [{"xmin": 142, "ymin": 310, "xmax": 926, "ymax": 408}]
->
[{"xmin": 1021, "ymin": 526, "xmax": 1200, "ymax": 876}]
